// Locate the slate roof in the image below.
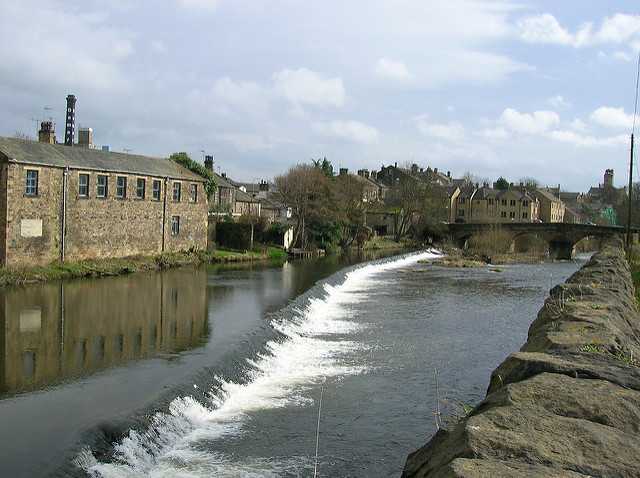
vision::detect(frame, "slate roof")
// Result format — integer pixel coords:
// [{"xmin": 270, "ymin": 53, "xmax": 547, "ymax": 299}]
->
[
  {"xmin": 214, "ymin": 172, "xmax": 236, "ymax": 189},
  {"xmin": 534, "ymin": 188, "xmax": 561, "ymax": 202},
  {"xmin": 0, "ymin": 137, "xmax": 204, "ymax": 182}
]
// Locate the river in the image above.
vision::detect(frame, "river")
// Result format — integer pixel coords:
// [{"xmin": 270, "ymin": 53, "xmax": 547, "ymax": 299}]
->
[{"xmin": 0, "ymin": 251, "xmax": 586, "ymax": 477}]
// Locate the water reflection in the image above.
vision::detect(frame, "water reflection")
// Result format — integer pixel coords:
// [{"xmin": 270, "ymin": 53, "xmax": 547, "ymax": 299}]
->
[{"xmin": 0, "ymin": 268, "xmax": 208, "ymax": 397}]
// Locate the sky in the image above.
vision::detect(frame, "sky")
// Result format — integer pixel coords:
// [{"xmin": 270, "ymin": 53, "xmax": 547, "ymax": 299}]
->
[{"xmin": 1, "ymin": 0, "xmax": 640, "ymax": 191}]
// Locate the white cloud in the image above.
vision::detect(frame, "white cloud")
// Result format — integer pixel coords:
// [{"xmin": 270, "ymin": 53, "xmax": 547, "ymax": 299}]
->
[
  {"xmin": 517, "ymin": 14, "xmax": 575, "ymax": 45},
  {"xmin": 480, "ymin": 127, "xmax": 509, "ymax": 140},
  {"xmin": 500, "ymin": 108, "xmax": 560, "ymax": 134},
  {"xmin": 547, "ymin": 95, "xmax": 570, "ymax": 109},
  {"xmin": 208, "ymin": 77, "xmax": 270, "ymax": 117},
  {"xmin": 273, "ymin": 68, "xmax": 346, "ymax": 109},
  {"xmin": 590, "ymin": 106, "xmax": 634, "ymax": 130},
  {"xmin": 177, "ymin": 0, "xmax": 221, "ymax": 11},
  {"xmin": 569, "ymin": 118, "xmax": 587, "ymax": 132},
  {"xmin": 151, "ymin": 40, "xmax": 167, "ymax": 54},
  {"xmin": 613, "ymin": 51, "xmax": 632, "ymax": 62},
  {"xmin": 415, "ymin": 118, "xmax": 465, "ymax": 141},
  {"xmin": 375, "ymin": 58, "xmax": 412, "ymax": 81},
  {"xmin": 313, "ymin": 120, "xmax": 379, "ymax": 144},
  {"xmin": 217, "ymin": 133, "xmax": 277, "ymax": 153},
  {"xmin": 548, "ymin": 130, "xmax": 628, "ymax": 147},
  {"xmin": 517, "ymin": 13, "xmax": 640, "ymax": 48},
  {"xmin": 0, "ymin": 1, "xmax": 133, "ymax": 93}
]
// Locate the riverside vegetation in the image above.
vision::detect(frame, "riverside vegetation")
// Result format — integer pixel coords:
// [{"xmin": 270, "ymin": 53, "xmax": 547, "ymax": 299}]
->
[{"xmin": 0, "ymin": 246, "xmax": 288, "ymax": 287}]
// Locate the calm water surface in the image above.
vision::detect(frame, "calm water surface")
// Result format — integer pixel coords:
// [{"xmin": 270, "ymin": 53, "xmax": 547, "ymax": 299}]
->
[{"xmin": 0, "ymin": 251, "xmax": 585, "ymax": 477}]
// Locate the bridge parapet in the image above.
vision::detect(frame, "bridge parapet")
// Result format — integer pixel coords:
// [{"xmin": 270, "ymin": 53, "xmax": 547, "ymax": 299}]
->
[{"xmin": 446, "ymin": 222, "xmax": 637, "ymax": 259}]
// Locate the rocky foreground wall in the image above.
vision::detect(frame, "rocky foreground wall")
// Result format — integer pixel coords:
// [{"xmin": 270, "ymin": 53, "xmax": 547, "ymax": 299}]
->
[{"xmin": 403, "ymin": 237, "xmax": 640, "ymax": 478}]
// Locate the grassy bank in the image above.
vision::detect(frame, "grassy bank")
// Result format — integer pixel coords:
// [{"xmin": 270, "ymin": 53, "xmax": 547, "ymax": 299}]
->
[
  {"xmin": 362, "ymin": 236, "xmax": 419, "ymax": 251},
  {"xmin": 0, "ymin": 247, "xmax": 287, "ymax": 287}
]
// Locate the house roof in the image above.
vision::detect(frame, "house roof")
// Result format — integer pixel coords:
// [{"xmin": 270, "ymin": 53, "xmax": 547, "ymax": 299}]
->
[
  {"xmin": 534, "ymin": 188, "xmax": 561, "ymax": 202},
  {"xmin": 0, "ymin": 137, "xmax": 204, "ymax": 182},
  {"xmin": 235, "ymin": 188, "xmax": 259, "ymax": 203},
  {"xmin": 214, "ymin": 172, "xmax": 236, "ymax": 189}
]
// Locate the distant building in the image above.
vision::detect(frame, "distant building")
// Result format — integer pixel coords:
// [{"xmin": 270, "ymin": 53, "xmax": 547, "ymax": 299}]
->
[
  {"xmin": 532, "ymin": 188, "xmax": 565, "ymax": 223},
  {"xmin": 453, "ymin": 186, "xmax": 540, "ymax": 223},
  {"xmin": 0, "ymin": 136, "xmax": 208, "ymax": 267}
]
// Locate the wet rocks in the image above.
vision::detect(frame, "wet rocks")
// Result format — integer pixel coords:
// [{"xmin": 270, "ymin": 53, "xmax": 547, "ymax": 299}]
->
[{"xmin": 403, "ymin": 237, "xmax": 640, "ymax": 477}]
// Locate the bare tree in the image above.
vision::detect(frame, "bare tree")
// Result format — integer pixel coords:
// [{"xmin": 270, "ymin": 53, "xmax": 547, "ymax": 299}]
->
[
  {"xmin": 274, "ymin": 164, "xmax": 329, "ymax": 249},
  {"xmin": 13, "ymin": 131, "xmax": 34, "ymax": 141},
  {"xmin": 332, "ymin": 174, "xmax": 367, "ymax": 248}
]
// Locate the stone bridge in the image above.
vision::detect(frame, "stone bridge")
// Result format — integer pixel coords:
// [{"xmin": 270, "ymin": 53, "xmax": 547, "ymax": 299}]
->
[{"xmin": 447, "ymin": 222, "xmax": 640, "ymax": 259}]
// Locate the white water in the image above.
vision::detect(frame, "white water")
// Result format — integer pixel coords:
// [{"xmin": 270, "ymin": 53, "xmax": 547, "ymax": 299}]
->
[{"xmin": 77, "ymin": 250, "xmax": 440, "ymax": 477}]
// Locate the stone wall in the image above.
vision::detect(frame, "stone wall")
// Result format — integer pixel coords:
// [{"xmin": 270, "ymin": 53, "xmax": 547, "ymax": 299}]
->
[
  {"xmin": 3, "ymin": 164, "xmax": 208, "ymax": 267},
  {"xmin": 5, "ymin": 163, "xmax": 63, "ymax": 266},
  {"xmin": 403, "ymin": 237, "xmax": 640, "ymax": 477}
]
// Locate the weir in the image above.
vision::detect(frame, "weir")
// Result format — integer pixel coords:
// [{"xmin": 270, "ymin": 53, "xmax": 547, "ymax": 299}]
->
[{"xmin": 403, "ymin": 237, "xmax": 640, "ymax": 477}]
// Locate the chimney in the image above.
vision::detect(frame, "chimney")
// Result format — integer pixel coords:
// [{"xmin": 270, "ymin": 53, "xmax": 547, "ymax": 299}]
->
[
  {"xmin": 339, "ymin": 167, "xmax": 348, "ymax": 176},
  {"xmin": 78, "ymin": 127, "xmax": 93, "ymax": 148},
  {"xmin": 604, "ymin": 169, "xmax": 614, "ymax": 188},
  {"xmin": 38, "ymin": 120, "xmax": 56, "ymax": 144},
  {"xmin": 434, "ymin": 167, "xmax": 438, "ymax": 174},
  {"xmin": 259, "ymin": 180, "xmax": 269, "ymax": 192},
  {"xmin": 221, "ymin": 172, "xmax": 227, "ymax": 178},
  {"xmin": 394, "ymin": 162, "xmax": 397, "ymax": 168},
  {"xmin": 64, "ymin": 94, "xmax": 77, "ymax": 146},
  {"xmin": 204, "ymin": 155, "xmax": 214, "ymax": 172},
  {"xmin": 447, "ymin": 171, "xmax": 451, "ymax": 178}
]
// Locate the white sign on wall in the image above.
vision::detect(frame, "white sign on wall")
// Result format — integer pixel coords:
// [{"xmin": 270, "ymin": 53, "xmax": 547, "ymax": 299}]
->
[
  {"xmin": 20, "ymin": 219, "xmax": 43, "ymax": 238},
  {"xmin": 19, "ymin": 308, "xmax": 42, "ymax": 332}
]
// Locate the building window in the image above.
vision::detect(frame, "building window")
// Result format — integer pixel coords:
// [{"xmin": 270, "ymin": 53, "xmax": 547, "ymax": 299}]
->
[
  {"xmin": 78, "ymin": 173, "xmax": 89, "ymax": 197},
  {"xmin": 173, "ymin": 182, "xmax": 181, "ymax": 202},
  {"xmin": 97, "ymin": 175, "xmax": 108, "ymax": 198},
  {"xmin": 501, "ymin": 199, "xmax": 507, "ymax": 206},
  {"xmin": 116, "ymin": 176, "xmax": 127, "ymax": 199},
  {"xmin": 190, "ymin": 183, "xmax": 198, "ymax": 203},
  {"xmin": 171, "ymin": 215, "xmax": 180, "ymax": 236},
  {"xmin": 488, "ymin": 198, "xmax": 494, "ymax": 205},
  {"xmin": 509, "ymin": 211, "xmax": 515, "ymax": 219},
  {"xmin": 136, "ymin": 178, "xmax": 146, "ymax": 199},
  {"xmin": 25, "ymin": 170, "xmax": 38, "ymax": 196},
  {"xmin": 510, "ymin": 200, "xmax": 516, "ymax": 206},
  {"xmin": 522, "ymin": 212, "xmax": 528, "ymax": 219},
  {"xmin": 152, "ymin": 180, "xmax": 161, "ymax": 201},
  {"xmin": 501, "ymin": 211, "xmax": 507, "ymax": 218},
  {"xmin": 523, "ymin": 200, "xmax": 529, "ymax": 206}
]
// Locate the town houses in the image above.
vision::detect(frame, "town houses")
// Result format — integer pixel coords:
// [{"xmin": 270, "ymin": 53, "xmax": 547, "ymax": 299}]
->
[{"xmin": 0, "ymin": 94, "xmax": 629, "ymax": 268}]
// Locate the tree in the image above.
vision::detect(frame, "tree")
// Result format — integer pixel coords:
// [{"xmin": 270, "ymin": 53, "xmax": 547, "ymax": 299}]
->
[
  {"xmin": 519, "ymin": 177, "xmax": 539, "ymax": 189},
  {"xmin": 494, "ymin": 177, "xmax": 510, "ymax": 190},
  {"xmin": 169, "ymin": 152, "xmax": 216, "ymax": 197},
  {"xmin": 274, "ymin": 164, "xmax": 330, "ymax": 249},
  {"xmin": 13, "ymin": 131, "xmax": 33, "ymax": 141},
  {"xmin": 311, "ymin": 157, "xmax": 334, "ymax": 178},
  {"xmin": 385, "ymin": 178, "xmax": 426, "ymax": 242},
  {"xmin": 332, "ymin": 174, "xmax": 367, "ymax": 249}
]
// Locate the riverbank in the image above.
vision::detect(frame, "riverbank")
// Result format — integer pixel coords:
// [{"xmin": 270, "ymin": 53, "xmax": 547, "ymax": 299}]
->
[
  {"xmin": 403, "ymin": 237, "xmax": 640, "ymax": 477},
  {"xmin": 0, "ymin": 247, "xmax": 287, "ymax": 287}
]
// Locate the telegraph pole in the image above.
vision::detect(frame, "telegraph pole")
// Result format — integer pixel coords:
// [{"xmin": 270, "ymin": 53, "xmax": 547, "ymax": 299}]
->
[{"xmin": 627, "ymin": 133, "xmax": 634, "ymax": 249}]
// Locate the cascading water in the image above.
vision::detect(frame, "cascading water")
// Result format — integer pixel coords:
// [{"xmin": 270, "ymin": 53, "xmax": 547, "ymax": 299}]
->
[{"xmin": 76, "ymin": 251, "xmax": 441, "ymax": 477}]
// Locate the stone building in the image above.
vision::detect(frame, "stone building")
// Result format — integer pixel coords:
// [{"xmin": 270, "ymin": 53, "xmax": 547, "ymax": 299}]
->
[
  {"xmin": 453, "ymin": 186, "xmax": 539, "ymax": 223},
  {"xmin": 0, "ymin": 137, "xmax": 208, "ymax": 267},
  {"xmin": 533, "ymin": 188, "xmax": 565, "ymax": 223}
]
